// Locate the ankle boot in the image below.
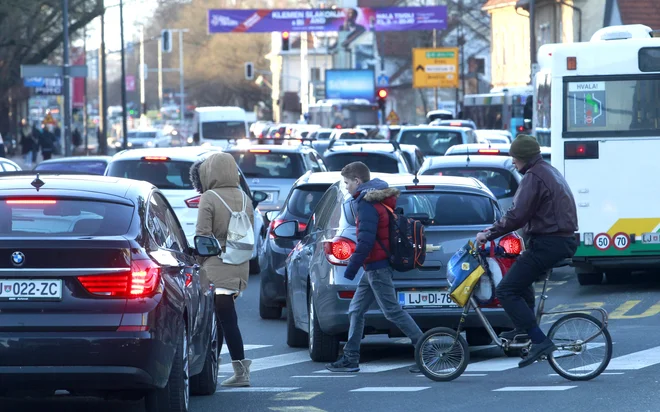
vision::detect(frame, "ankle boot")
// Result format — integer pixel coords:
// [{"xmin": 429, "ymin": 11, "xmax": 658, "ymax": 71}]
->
[{"xmin": 221, "ymin": 359, "xmax": 252, "ymax": 387}]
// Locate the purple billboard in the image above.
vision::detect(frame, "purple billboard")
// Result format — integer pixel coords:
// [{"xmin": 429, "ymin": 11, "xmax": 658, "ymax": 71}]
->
[{"xmin": 208, "ymin": 6, "xmax": 447, "ymax": 34}]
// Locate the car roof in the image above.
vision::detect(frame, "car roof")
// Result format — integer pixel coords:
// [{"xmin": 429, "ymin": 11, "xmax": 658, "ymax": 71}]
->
[
  {"xmin": 110, "ymin": 147, "xmax": 221, "ymax": 161},
  {"xmin": 294, "ymin": 171, "xmax": 399, "ymax": 187},
  {"xmin": 224, "ymin": 144, "xmax": 313, "ymax": 153},
  {"xmin": 324, "ymin": 145, "xmax": 401, "ymax": 157},
  {"xmin": 37, "ymin": 156, "xmax": 112, "ymax": 164},
  {"xmin": 445, "ymin": 143, "xmax": 551, "ymax": 156},
  {"xmin": 423, "ymin": 154, "xmax": 515, "ymax": 169},
  {"xmin": 398, "ymin": 125, "xmax": 471, "ymax": 132}
]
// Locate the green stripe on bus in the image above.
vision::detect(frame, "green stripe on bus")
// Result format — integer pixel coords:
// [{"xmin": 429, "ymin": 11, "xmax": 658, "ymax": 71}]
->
[{"xmin": 574, "ymin": 242, "xmax": 660, "ymax": 257}]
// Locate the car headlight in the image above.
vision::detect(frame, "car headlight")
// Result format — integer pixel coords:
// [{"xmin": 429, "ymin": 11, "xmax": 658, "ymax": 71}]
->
[
  {"xmin": 146, "ymin": 141, "xmax": 154, "ymax": 147},
  {"xmin": 187, "ymin": 137, "xmax": 194, "ymax": 144}
]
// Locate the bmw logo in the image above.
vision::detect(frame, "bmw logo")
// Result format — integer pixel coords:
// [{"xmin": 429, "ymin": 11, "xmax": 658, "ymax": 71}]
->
[{"xmin": 11, "ymin": 252, "xmax": 25, "ymax": 267}]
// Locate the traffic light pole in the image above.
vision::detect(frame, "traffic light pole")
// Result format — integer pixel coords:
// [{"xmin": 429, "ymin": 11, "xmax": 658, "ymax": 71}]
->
[{"xmin": 120, "ymin": 0, "xmax": 128, "ymax": 150}]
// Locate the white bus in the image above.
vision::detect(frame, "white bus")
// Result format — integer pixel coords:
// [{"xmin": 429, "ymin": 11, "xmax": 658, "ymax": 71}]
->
[
  {"xmin": 550, "ymin": 24, "xmax": 660, "ymax": 285},
  {"xmin": 192, "ymin": 106, "xmax": 249, "ymax": 148},
  {"xmin": 532, "ymin": 44, "xmax": 557, "ymax": 147},
  {"xmin": 463, "ymin": 86, "xmax": 533, "ymax": 138},
  {"xmin": 308, "ymin": 99, "xmax": 379, "ymax": 128}
]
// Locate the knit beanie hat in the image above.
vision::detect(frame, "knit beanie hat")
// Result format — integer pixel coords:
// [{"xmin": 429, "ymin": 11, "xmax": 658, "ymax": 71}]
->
[{"xmin": 509, "ymin": 134, "xmax": 541, "ymax": 161}]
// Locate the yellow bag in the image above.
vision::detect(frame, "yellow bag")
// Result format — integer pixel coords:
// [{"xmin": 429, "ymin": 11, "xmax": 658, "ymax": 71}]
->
[{"xmin": 447, "ymin": 241, "xmax": 486, "ymax": 307}]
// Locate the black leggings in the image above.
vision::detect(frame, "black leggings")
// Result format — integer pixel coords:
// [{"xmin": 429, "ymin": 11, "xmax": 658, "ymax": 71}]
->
[{"xmin": 215, "ymin": 294, "xmax": 245, "ymax": 361}]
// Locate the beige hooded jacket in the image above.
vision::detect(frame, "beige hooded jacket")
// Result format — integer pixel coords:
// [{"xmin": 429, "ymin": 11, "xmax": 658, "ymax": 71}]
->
[{"xmin": 195, "ymin": 153, "xmax": 255, "ymax": 291}]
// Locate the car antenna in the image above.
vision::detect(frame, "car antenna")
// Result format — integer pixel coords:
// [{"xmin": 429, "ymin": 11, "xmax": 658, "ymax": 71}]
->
[
  {"xmin": 31, "ymin": 173, "xmax": 45, "ymax": 192},
  {"xmin": 465, "ymin": 145, "xmax": 471, "ymax": 167},
  {"xmin": 413, "ymin": 169, "xmax": 419, "ymax": 186}
]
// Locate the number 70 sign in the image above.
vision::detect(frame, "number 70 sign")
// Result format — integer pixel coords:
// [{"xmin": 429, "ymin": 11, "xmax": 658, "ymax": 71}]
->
[{"xmin": 594, "ymin": 232, "xmax": 629, "ymax": 251}]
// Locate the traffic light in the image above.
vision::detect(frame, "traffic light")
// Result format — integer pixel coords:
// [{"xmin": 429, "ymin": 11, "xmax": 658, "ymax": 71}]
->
[
  {"xmin": 245, "ymin": 62, "xmax": 254, "ymax": 80},
  {"xmin": 377, "ymin": 88, "xmax": 388, "ymax": 110},
  {"xmin": 281, "ymin": 31, "xmax": 290, "ymax": 51},
  {"xmin": 161, "ymin": 29, "xmax": 172, "ymax": 53}
]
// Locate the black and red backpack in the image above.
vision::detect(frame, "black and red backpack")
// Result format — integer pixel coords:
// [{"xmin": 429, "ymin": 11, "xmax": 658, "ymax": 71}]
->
[{"xmin": 377, "ymin": 203, "xmax": 427, "ymax": 272}]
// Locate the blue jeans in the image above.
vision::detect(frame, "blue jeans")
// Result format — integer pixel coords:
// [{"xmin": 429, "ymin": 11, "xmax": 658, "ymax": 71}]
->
[{"xmin": 343, "ymin": 267, "xmax": 423, "ymax": 363}]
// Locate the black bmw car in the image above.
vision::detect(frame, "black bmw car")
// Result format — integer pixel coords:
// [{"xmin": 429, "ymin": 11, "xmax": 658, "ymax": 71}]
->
[{"xmin": 0, "ymin": 173, "xmax": 219, "ymax": 411}]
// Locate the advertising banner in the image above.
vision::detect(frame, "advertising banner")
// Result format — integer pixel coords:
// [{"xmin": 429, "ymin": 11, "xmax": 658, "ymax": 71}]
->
[
  {"xmin": 325, "ymin": 69, "xmax": 375, "ymax": 101},
  {"xmin": 208, "ymin": 6, "xmax": 447, "ymax": 34}
]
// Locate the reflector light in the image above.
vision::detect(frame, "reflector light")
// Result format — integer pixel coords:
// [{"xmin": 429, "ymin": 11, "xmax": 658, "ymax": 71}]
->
[
  {"xmin": 567, "ymin": 56, "xmax": 577, "ymax": 70},
  {"xmin": 338, "ymin": 291, "xmax": 355, "ymax": 299},
  {"xmin": 5, "ymin": 199, "xmax": 57, "ymax": 205},
  {"xmin": 499, "ymin": 234, "xmax": 524, "ymax": 255}
]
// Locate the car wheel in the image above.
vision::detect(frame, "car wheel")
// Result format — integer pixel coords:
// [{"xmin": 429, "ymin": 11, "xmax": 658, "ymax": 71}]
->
[
  {"xmin": 308, "ymin": 295, "xmax": 339, "ymax": 362},
  {"xmin": 190, "ymin": 311, "xmax": 219, "ymax": 396},
  {"xmin": 145, "ymin": 321, "xmax": 190, "ymax": 412},
  {"xmin": 577, "ymin": 272, "xmax": 603, "ymax": 286},
  {"xmin": 259, "ymin": 296, "xmax": 283, "ymax": 320},
  {"xmin": 466, "ymin": 328, "xmax": 493, "ymax": 346},
  {"xmin": 286, "ymin": 292, "xmax": 308, "ymax": 348}
]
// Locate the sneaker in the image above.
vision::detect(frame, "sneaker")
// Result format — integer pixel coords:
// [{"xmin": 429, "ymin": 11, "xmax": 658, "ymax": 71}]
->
[
  {"xmin": 409, "ymin": 364, "xmax": 420, "ymax": 373},
  {"xmin": 325, "ymin": 356, "xmax": 360, "ymax": 372},
  {"xmin": 499, "ymin": 328, "xmax": 529, "ymax": 341},
  {"xmin": 518, "ymin": 338, "xmax": 557, "ymax": 368}
]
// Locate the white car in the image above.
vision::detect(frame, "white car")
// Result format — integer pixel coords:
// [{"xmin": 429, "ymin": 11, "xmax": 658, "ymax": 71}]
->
[
  {"xmin": 0, "ymin": 157, "xmax": 21, "ymax": 172},
  {"xmin": 105, "ymin": 147, "xmax": 267, "ymax": 274},
  {"xmin": 475, "ymin": 129, "xmax": 513, "ymax": 144},
  {"xmin": 124, "ymin": 129, "xmax": 172, "ymax": 150}
]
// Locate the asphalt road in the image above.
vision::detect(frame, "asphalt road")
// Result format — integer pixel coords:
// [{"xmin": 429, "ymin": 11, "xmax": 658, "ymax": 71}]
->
[{"xmin": 3, "ymin": 267, "xmax": 660, "ymax": 412}]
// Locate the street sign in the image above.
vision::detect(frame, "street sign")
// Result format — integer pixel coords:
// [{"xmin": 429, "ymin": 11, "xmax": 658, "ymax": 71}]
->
[
  {"xmin": 126, "ymin": 75, "xmax": 136, "ymax": 91},
  {"xmin": 386, "ymin": 110, "xmax": 400, "ymax": 125},
  {"xmin": 24, "ymin": 77, "xmax": 46, "ymax": 88},
  {"xmin": 34, "ymin": 78, "xmax": 63, "ymax": 95},
  {"xmin": 413, "ymin": 48, "xmax": 459, "ymax": 89},
  {"xmin": 377, "ymin": 74, "xmax": 389, "ymax": 87},
  {"xmin": 20, "ymin": 64, "xmax": 88, "ymax": 78}
]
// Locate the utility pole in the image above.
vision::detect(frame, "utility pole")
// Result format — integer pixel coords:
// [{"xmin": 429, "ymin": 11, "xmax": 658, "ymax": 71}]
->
[
  {"xmin": 433, "ymin": 0, "xmax": 438, "ymax": 110},
  {"xmin": 83, "ymin": 20, "xmax": 88, "ymax": 153},
  {"xmin": 62, "ymin": 0, "xmax": 72, "ymax": 157},
  {"xmin": 140, "ymin": 26, "xmax": 146, "ymax": 117},
  {"xmin": 158, "ymin": 37, "xmax": 163, "ymax": 109},
  {"xmin": 120, "ymin": 0, "xmax": 128, "ymax": 150},
  {"xmin": 98, "ymin": 0, "xmax": 108, "ymax": 155},
  {"xmin": 178, "ymin": 30, "xmax": 185, "ymax": 124},
  {"xmin": 529, "ymin": 0, "xmax": 537, "ymax": 83}
]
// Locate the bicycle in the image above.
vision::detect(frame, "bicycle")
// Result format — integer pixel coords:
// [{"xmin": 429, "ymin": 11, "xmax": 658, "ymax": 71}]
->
[{"xmin": 414, "ymin": 250, "xmax": 613, "ymax": 382}]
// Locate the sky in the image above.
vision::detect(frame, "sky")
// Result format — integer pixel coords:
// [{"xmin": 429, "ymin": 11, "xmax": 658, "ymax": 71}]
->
[{"xmin": 83, "ymin": 0, "xmax": 159, "ymax": 52}]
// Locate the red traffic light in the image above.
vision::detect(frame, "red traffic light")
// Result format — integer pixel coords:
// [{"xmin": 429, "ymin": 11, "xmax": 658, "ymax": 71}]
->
[
  {"xmin": 282, "ymin": 31, "xmax": 290, "ymax": 39},
  {"xmin": 377, "ymin": 89, "xmax": 388, "ymax": 99}
]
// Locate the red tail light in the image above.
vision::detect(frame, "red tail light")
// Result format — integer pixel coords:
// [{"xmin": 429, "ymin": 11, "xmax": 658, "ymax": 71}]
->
[
  {"xmin": 78, "ymin": 260, "xmax": 161, "ymax": 298},
  {"xmin": 517, "ymin": 126, "xmax": 525, "ymax": 132},
  {"xmin": 338, "ymin": 291, "xmax": 355, "ymax": 299},
  {"xmin": 478, "ymin": 149, "xmax": 500, "ymax": 155},
  {"xmin": 406, "ymin": 185, "xmax": 435, "ymax": 190},
  {"xmin": 499, "ymin": 233, "xmax": 524, "ymax": 255},
  {"xmin": 6, "ymin": 199, "xmax": 57, "ymax": 205},
  {"xmin": 142, "ymin": 156, "xmax": 170, "ymax": 161},
  {"xmin": 298, "ymin": 222, "xmax": 307, "ymax": 232},
  {"xmin": 185, "ymin": 195, "xmax": 201, "ymax": 208},
  {"xmin": 323, "ymin": 237, "xmax": 356, "ymax": 265}
]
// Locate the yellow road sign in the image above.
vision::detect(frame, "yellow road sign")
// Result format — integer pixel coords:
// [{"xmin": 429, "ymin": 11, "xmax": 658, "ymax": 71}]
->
[
  {"xmin": 386, "ymin": 110, "xmax": 400, "ymax": 125},
  {"xmin": 43, "ymin": 112, "xmax": 57, "ymax": 125},
  {"xmin": 413, "ymin": 47, "xmax": 459, "ymax": 89}
]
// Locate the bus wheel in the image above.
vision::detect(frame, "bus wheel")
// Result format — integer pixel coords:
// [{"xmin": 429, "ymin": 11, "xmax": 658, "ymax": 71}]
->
[{"xmin": 577, "ymin": 272, "xmax": 603, "ymax": 286}]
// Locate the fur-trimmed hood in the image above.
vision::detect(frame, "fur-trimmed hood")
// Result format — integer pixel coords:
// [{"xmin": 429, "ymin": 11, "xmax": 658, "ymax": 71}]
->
[
  {"xmin": 189, "ymin": 153, "xmax": 239, "ymax": 194},
  {"xmin": 352, "ymin": 178, "xmax": 400, "ymax": 205},
  {"xmin": 363, "ymin": 187, "xmax": 400, "ymax": 202}
]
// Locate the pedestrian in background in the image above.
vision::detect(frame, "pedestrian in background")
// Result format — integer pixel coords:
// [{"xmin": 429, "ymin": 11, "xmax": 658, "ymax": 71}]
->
[
  {"xmin": 40, "ymin": 124, "xmax": 56, "ymax": 161},
  {"xmin": 20, "ymin": 121, "xmax": 34, "ymax": 168},
  {"xmin": 190, "ymin": 152, "xmax": 255, "ymax": 387}
]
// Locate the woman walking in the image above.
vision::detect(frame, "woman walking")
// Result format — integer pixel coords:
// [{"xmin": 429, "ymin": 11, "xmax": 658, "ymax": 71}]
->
[{"xmin": 190, "ymin": 152, "xmax": 254, "ymax": 387}]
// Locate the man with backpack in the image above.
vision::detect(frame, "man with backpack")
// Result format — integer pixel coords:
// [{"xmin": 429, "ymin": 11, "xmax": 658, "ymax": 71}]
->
[{"xmin": 326, "ymin": 162, "xmax": 423, "ymax": 373}]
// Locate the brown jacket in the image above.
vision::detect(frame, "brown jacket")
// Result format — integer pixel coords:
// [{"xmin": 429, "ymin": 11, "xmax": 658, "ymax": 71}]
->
[
  {"xmin": 487, "ymin": 154, "xmax": 578, "ymax": 241},
  {"xmin": 195, "ymin": 153, "xmax": 255, "ymax": 291}
]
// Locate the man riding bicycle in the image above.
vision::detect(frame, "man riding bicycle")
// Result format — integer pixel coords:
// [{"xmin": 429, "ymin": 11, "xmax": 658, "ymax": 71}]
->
[{"xmin": 476, "ymin": 135, "xmax": 578, "ymax": 368}]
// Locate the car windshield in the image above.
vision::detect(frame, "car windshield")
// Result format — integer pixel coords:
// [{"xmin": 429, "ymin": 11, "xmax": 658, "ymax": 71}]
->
[
  {"xmin": 230, "ymin": 152, "xmax": 305, "ymax": 179},
  {"xmin": 127, "ymin": 131, "xmax": 157, "ymax": 139},
  {"xmin": 324, "ymin": 153, "xmax": 400, "ymax": 173},
  {"xmin": 314, "ymin": 131, "xmax": 332, "ymax": 139},
  {"xmin": 425, "ymin": 167, "xmax": 519, "ymax": 199},
  {"xmin": 106, "ymin": 159, "xmax": 194, "ymax": 189},
  {"xmin": 399, "ymin": 130, "xmax": 463, "ymax": 156},
  {"xmin": 0, "ymin": 199, "xmax": 133, "ymax": 237},
  {"xmin": 286, "ymin": 185, "xmax": 330, "ymax": 219},
  {"xmin": 201, "ymin": 121, "xmax": 245, "ymax": 140},
  {"xmin": 35, "ymin": 161, "xmax": 108, "ymax": 175}
]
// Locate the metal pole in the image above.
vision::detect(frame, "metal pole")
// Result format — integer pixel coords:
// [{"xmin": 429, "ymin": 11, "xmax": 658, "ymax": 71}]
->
[
  {"xmin": 300, "ymin": 31, "xmax": 308, "ymax": 122},
  {"xmin": 178, "ymin": 30, "xmax": 184, "ymax": 125},
  {"xmin": 140, "ymin": 25, "xmax": 146, "ymax": 118},
  {"xmin": 83, "ymin": 22, "xmax": 88, "ymax": 154},
  {"xmin": 460, "ymin": 0, "xmax": 466, "ymax": 102},
  {"xmin": 433, "ymin": 28, "xmax": 438, "ymax": 110},
  {"xmin": 63, "ymin": 0, "xmax": 72, "ymax": 157},
  {"xmin": 530, "ymin": 0, "xmax": 537, "ymax": 70},
  {"xmin": 99, "ymin": 1, "xmax": 108, "ymax": 155},
  {"xmin": 120, "ymin": 0, "xmax": 128, "ymax": 150},
  {"xmin": 158, "ymin": 37, "xmax": 163, "ymax": 109}
]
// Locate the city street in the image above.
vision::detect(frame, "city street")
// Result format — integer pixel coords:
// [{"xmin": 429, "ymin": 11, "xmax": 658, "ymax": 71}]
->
[{"xmin": 3, "ymin": 267, "xmax": 660, "ymax": 412}]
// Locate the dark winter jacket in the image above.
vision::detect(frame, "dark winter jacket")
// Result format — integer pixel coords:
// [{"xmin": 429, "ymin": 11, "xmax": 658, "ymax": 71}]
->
[{"xmin": 344, "ymin": 178, "xmax": 400, "ymax": 281}]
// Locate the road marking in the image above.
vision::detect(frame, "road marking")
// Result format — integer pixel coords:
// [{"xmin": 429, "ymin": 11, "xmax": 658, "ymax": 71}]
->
[
  {"xmin": 549, "ymin": 372, "xmax": 623, "ymax": 376},
  {"xmin": 609, "ymin": 300, "xmax": 660, "ymax": 319},
  {"xmin": 221, "ymin": 344, "xmax": 271, "ymax": 355},
  {"xmin": 291, "ymin": 375, "xmax": 356, "ymax": 378},
  {"xmin": 465, "ymin": 357, "xmax": 520, "ymax": 372},
  {"xmin": 219, "ymin": 350, "xmax": 310, "ymax": 374},
  {"xmin": 273, "ymin": 392, "xmax": 323, "ymax": 401},
  {"xmin": 314, "ymin": 360, "xmax": 412, "ymax": 373},
  {"xmin": 588, "ymin": 345, "xmax": 660, "ymax": 370},
  {"xmin": 269, "ymin": 407, "xmax": 328, "ymax": 412},
  {"xmin": 216, "ymin": 387, "xmax": 300, "ymax": 393},
  {"xmin": 350, "ymin": 387, "xmax": 430, "ymax": 392},
  {"xmin": 493, "ymin": 386, "xmax": 577, "ymax": 392},
  {"xmin": 417, "ymin": 373, "xmax": 487, "ymax": 377}
]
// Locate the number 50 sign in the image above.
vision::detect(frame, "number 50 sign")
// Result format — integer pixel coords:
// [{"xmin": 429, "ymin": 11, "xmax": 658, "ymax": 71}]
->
[{"xmin": 594, "ymin": 232, "xmax": 630, "ymax": 251}]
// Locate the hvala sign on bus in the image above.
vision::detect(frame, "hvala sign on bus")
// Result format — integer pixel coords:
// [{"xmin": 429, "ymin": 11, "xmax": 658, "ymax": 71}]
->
[{"xmin": 568, "ymin": 82, "xmax": 605, "ymax": 91}]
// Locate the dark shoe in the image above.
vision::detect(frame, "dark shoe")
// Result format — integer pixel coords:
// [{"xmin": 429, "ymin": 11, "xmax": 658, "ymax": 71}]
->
[
  {"xmin": 409, "ymin": 364, "xmax": 420, "ymax": 373},
  {"xmin": 499, "ymin": 328, "xmax": 529, "ymax": 341},
  {"xmin": 518, "ymin": 338, "xmax": 557, "ymax": 368},
  {"xmin": 325, "ymin": 356, "xmax": 359, "ymax": 373}
]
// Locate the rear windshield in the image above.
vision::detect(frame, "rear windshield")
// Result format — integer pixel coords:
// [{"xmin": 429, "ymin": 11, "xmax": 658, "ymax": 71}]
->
[
  {"xmin": 424, "ymin": 167, "xmax": 519, "ymax": 199},
  {"xmin": 35, "ymin": 161, "xmax": 108, "ymax": 175},
  {"xmin": 286, "ymin": 185, "xmax": 330, "ymax": 219},
  {"xmin": 0, "ymin": 199, "xmax": 133, "ymax": 237},
  {"xmin": 128, "ymin": 131, "xmax": 157, "ymax": 139},
  {"xmin": 399, "ymin": 130, "xmax": 463, "ymax": 156},
  {"xmin": 324, "ymin": 153, "xmax": 400, "ymax": 173},
  {"xmin": 106, "ymin": 159, "xmax": 194, "ymax": 189},
  {"xmin": 202, "ymin": 121, "xmax": 245, "ymax": 140},
  {"xmin": 230, "ymin": 152, "xmax": 304, "ymax": 179},
  {"xmin": 338, "ymin": 132, "xmax": 367, "ymax": 139},
  {"xmin": 314, "ymin": 131, "xmax": 332, "ymax": 139}
]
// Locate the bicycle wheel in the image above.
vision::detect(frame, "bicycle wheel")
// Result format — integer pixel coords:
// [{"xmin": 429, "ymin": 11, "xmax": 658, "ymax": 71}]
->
[
  {"xmin": 547, "ymin": 313, "xmax": 612, "ymax": 381},
  {"xmin": 415, "ymin": 327, "xmax": 469, "ymax": 382}
]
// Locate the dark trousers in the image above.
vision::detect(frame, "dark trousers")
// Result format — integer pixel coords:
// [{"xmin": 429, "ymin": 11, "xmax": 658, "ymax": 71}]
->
[
  {"xmin": 215, "ymin": 294, "xmax": 245, "ymax": 361},
  {"xmin": 42, "ymin": 151, "xmax": 52, "ymax": 161},
  {"xmin": 495, "ymin": 236, "xmax": 578, "ymax": 331}
]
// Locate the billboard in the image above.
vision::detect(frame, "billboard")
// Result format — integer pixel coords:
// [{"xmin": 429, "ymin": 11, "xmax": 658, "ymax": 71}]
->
[
  {"xmin": 325, "ymin": 69, "xmax": 375, "ymax": 101},
  {"xmin": 208, "ymin": 6, "xmax": 447, "ymax": 34}
]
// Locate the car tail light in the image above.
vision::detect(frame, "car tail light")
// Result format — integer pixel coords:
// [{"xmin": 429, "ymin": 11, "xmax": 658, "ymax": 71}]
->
[
  {"xmin": 499, "ymin": 233, "xmax": 524, "ymax": 255},
  {"xmin": 406, "ymin": 185, "xmax": 435, "ymax": 190},
  {"xmin": 142, "ymin": 156, "xmax": 170, "ymax": 161},
  {"xmin": 517, "ymin": 126, "xmax": 525, "ymax": 132},
  {"xmin": 250, "ymin": 149, "xmax": 271, "ymax": 153},
  {"xmin": 323, "ymin": 237, "xmax": 356, "ymax": 266},
  {"xmin": 298, "ymin": 222, "xmax": 308, "ymax": 232},
  {"xmin": 478, "ymin": 149, "xmax": 500, "ymax": 155},
  {"xmin": 338, "ymin": 291, "xmax": 355, "ymax": 299},
  {"xmin": 185, "ymin": 195, "xmax": 201, "ymax": 208},
  {"xmin": 5, "ymin": 199, "xmax": 57, "ymax": 205},
  {"xmin": 78, "ymin": 260, "xmax": 161, "ymax": 298},
  {"xmin": 449, "ymin": 122, "xmax": 462, "ymax": 126}
]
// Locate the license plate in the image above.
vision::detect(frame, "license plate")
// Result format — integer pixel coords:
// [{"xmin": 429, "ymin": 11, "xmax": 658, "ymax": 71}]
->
[
  {"xmin": 265, "ymin": 192, "xmax": 276, "ymax": 203},
  {"xmin": 641, "ymin": 233, "xmax": 660, "ymax": 244},
  {"xmin": 398, "ymin": 290, "xmax": 458, "ymax": 308},
  {"xmin": 0, "ymin": 279, "xmax": 62, "ymax": 301}
]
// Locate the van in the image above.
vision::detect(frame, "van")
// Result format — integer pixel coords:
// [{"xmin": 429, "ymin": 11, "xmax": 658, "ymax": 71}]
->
[{"xmin": 192, "ymin": 106, "xmax": 248, "ymax": 148}]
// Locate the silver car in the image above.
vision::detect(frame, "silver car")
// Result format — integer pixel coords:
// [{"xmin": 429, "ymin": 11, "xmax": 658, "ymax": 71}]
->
[
  {"xmin": 276, "ymin": 174, "xmax": 518, "ymax": 362},
  {"xmin": 395, "ymin": 126, "xmax": 478, "ymax": 157}
]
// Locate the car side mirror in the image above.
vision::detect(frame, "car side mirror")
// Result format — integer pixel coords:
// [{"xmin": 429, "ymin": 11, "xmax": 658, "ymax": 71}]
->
[
  {"xmin": 272, "ymin": 221, "xmax": 300, "ymax": 239},
  {"xmin": 252, "ymin": 190, "xmax": 269, "ymax": 204},
  {"xmin": 194, "ymin": 235, "xmax": 221, "ymax": 256},
  {"xmin": 265, "ymin": 210, "xmax": 279, "ymax": 223}
]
